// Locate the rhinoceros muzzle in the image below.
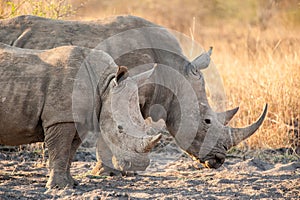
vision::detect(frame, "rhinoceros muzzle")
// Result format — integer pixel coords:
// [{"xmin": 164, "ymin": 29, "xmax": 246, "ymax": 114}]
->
[
  {"xmin": 196, "ymin": 152, "xmax": 226, "ymax": 169},
  {"xmin": 192, "ymin": 104, "xmax": 268, "ymax": 169},
  {"xmin": 187, "ymin": 151, "xmax": 225, "ymax": 169},
  {"xmin": 204, "ymin": 153, "xmax": 226, "ymax": 169}
]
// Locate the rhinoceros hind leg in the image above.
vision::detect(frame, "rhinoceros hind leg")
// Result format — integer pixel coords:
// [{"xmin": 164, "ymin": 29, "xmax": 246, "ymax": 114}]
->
[
  {"xmin": 44, "ymin": 123, "xmax": 78, "ymax": 188},
  {"xmin": 67, "ymin": 132, "xmax": 82, "ymax": 186}
]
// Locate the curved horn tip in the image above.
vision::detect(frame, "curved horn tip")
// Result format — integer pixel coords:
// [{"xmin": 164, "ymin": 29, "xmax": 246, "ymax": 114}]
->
[
  {"xmin": 247, "ymin": 103, "xmax": 268, "ymax": 129},
  {"xmin": 251, "ymin": 103, "xmax": 268, "ymax": 130},
  {"xmin": 261, "ymin": 103, "xmax": 268, "ymax": 121},
  {"xmin": 229, "ymin": 103, "xmax": 268, "ymax": 147},
  {"xmin": 264, "ymin": 103, "xmax": 268, "ymax": 112}
]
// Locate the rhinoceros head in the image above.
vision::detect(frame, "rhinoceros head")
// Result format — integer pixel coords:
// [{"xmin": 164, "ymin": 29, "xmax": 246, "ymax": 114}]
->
[
  {"xmin": 99, "ymin": 66, "xmax": 161, "ymax": 171},
  {"xmin": 181, "ymin": 55, "xmax": 268, "ymax": 169},
  {"xmin": 185, "ymin": 101, "xmax": 267, "ymax": 169}
]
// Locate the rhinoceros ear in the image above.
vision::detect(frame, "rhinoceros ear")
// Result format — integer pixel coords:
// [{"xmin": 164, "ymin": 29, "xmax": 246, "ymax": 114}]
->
[
  {"xmin": 132, "ymin": 63, "xmax": 157, "ymax": 85},
  {"xmin": 115, "ymin": 66, "xmax": 129, "ymax": 84},
  {"xmin": 191, "ymin": 46, "xmax": 213, "ymax": 70}
]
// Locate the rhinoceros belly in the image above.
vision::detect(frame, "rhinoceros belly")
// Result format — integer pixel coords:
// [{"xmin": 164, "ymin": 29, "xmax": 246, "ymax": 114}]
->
[
  {"xmin": 0, "ymin": 125, "xmax": 44, "ymax": 146},
  {"xmin": 0, "ymin": 59, "xmax": 46, "ymax": 145}
]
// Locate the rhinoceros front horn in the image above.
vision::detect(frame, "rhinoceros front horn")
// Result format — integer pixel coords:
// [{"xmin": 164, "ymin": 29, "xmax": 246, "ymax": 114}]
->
[
  {"xmin": 125, "ymin": 133, "xmax": 162, "ymax": 153},
  {"xmin": 106, "ymin": 128, "xmax": 162, "ymax": 154},
  {"xmin": 229, "ymin": 104, "xmax": 268, "ymax": 147},
  {"xmin": 141, "ymin": 133, "xmax": 162, "ymax": 152}
]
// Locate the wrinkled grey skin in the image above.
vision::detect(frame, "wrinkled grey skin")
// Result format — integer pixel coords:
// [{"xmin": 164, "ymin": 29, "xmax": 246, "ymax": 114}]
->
[
  {"xmin": 0, "ymin": 43, "xmax": 161, "ymax": 188},
  {"xmin": 0, "ymin": 15, "xmax": 267, "ymax": 170}
]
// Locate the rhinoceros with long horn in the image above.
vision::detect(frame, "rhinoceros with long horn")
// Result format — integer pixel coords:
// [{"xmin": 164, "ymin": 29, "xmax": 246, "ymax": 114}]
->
[
  {"xmin": 0, "ymin": 15, "xmax": 267, "ymax": 171},
  {"xmin": 0, "ymin": 43, "xmax": 161, "ymax": 188}
]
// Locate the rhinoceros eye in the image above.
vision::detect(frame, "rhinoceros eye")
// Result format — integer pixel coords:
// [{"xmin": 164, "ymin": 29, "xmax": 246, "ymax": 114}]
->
[{"xmin": 204, "ymin": 118, "xmax": 211, "ymax": 124}]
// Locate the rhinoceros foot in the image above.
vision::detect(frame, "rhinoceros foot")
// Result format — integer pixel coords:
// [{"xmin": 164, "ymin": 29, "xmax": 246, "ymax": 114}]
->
[
  {"xmin": 46, "ymin": 170, "xmax": 78, "ymax": 189},
  {"xmin": 91, "ymin": 161, "xmax": 123, "ymax": 176},
  {"xmin": 91, "ymin": 161, "xmax": 137, "ymax": 176}
]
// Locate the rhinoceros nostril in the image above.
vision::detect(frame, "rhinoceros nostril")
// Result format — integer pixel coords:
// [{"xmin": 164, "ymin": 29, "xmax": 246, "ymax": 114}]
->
[{"xmin": 118, "ymin": 125, "xmax": 124, "ymax": 133}]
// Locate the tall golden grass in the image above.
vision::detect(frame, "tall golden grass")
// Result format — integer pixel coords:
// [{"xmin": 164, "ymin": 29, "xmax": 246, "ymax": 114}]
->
[{"xmin": 1, "ymin": 0, "xmax": 299, "ymax": 150}]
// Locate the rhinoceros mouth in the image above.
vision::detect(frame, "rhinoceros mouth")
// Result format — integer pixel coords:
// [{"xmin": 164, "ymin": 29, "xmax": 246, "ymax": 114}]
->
[
  {"xmin": 185, "ymin": 150, "xmax": 226, "ymax": 169},
  {"xmin": 203, "ymin": 156, "xmax": 225, "ymax": 169},
  {"xmin": 184, "ymin": 151, "xmax": 209, "ymax": 168}
]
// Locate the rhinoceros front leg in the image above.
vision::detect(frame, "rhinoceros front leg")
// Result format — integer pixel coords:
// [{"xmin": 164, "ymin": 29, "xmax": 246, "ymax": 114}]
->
[{"xmin": 44, "ymin": 123, "xmax": 78, "ymax": 189}]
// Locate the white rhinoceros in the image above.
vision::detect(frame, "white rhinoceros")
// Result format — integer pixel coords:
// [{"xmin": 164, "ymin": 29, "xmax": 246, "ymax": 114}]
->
[
  {"xmin": 0, "ymin": 43, "xmax": 161, "ymax": 188},
  {"xmin": 0, "ymin": 15, "xmax": 267, "ymax": 171}
]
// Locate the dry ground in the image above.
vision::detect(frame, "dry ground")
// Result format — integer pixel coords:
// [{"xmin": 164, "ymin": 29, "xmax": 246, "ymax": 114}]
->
[{"xmin": 0, "ymin": 143, "xmax": 299, "ymax": 200}]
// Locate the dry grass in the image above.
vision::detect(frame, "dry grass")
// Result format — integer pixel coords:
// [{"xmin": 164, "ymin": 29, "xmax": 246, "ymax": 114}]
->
[
  {"xmin": 214, "ymin": 26, "xmax": 300, "ymax": 150},
  {"xmin": 1, "ymin": 0, "xmax": 300, "ymax": 150}
]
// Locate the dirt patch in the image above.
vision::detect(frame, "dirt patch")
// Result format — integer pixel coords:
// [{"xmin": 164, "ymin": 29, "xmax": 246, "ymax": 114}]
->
[{"xmin": 0, "ymin": 145, "xmax": 299, "ymax": 199}]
